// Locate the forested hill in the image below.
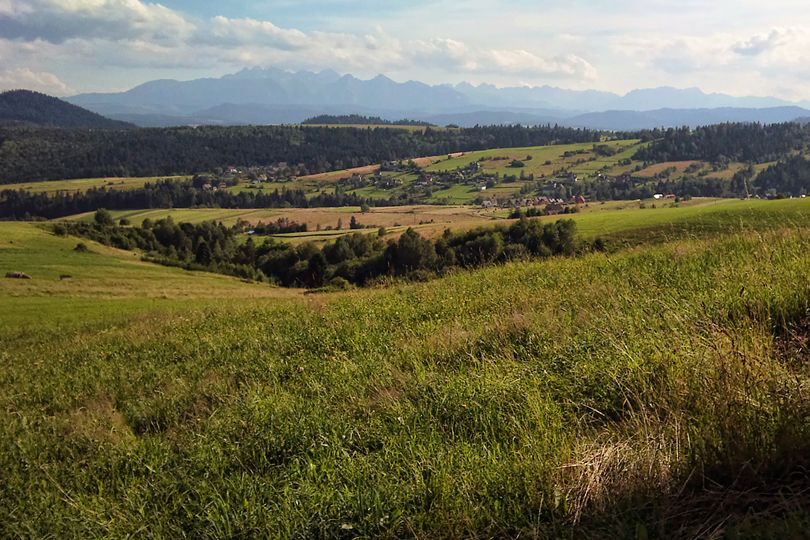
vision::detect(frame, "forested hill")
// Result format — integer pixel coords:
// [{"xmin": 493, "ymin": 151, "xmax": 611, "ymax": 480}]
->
[
  {"xmin": 634, "ymin": 122, "xmax": 810, "ymax": 162},
  {"xmin": 0, "ymin": 90, "xmax": 135, "ymax": 129},
  {"xmin": 0, "ymin": 124, "xmax": 600, "ymax": 184}
]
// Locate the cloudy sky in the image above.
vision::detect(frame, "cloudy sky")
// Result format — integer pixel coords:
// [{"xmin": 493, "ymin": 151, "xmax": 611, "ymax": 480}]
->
[{"xmin": 1, "ymin": 0, "xmax": 809, "ymax": 100}]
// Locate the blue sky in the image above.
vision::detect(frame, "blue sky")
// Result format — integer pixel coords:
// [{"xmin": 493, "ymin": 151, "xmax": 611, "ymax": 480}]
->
[{"xmin": 1, "ymin": 0, "xmax": 809, "ymax": 100}]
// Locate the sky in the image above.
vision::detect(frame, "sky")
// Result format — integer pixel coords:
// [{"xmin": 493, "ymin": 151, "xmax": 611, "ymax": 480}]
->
[{"xmin": 1, "ymin": 0, "xmax": 810, "ymax": 100}]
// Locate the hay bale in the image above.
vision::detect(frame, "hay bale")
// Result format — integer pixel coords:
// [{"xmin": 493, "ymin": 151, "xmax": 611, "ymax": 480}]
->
[
  {"xmin": 5, "ymin": 272, "xmax": 32, "ymax": 280},
  {"xmin": 59, "ymin": 274, "xmax": 73, "ymax": 281}
]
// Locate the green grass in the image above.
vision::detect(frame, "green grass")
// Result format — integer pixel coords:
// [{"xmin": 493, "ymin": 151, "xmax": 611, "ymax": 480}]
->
[
  {"xmin": 427, "ymin": 183, "xmax": 480, "ymax": 203},
  {"xmin": 0, "ymin": 222, "xmax": 296, "ymax": 341},
  {"xmin": 545, "ymin": 198, "xmax": 810, "ymax": 239},
  {"xmin": 2, "ymin": 200, "xmax": 810, "ymax": 537}
]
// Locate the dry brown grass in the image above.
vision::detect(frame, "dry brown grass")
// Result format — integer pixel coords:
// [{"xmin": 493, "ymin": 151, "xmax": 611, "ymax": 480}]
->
[
  {"xmin": 66, "ymin": 395, "xmax": 135, "ymax": 446},
  {"xmin": 298, "ymin": 165, "xmax": 381, "ymax": 183},
  {"xmin": 635, "ymin": 161, "xmax": 701, "ymax": 178}
]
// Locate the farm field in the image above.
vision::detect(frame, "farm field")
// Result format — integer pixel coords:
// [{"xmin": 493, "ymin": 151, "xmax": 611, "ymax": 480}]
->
[
  {"xmin": 63, "ymin": 205, "xmax": 499, "ymax": 238},
  {"xmin": 59, "ymin": 197, "xmax": 810, "ymax": 245},
  {"xmin": 2, "ymin": 198, "xmax": 810, "ymax": 537},
  {"xmin": 424, "ymin": 139, "xmax": 643, "ymax": 179},
  {"xmin": 242, "ymin": 141, "xmax": 649, "ymax": 205},
  {"xmin": 1, "ymin": 175, "xmax": 191, "ymax": 195}
]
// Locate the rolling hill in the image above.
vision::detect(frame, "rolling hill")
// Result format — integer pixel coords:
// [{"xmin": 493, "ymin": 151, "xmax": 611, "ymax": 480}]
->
[{"xmin": 0, "ymin": 90, "xmax": 135, "ymax": 129}]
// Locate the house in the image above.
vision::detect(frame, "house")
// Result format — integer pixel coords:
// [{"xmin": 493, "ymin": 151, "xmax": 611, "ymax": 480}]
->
[
  {"xmin": 653, "ymin": 193, "xmax": 664, "ymax": 200},
  {"xmin": 573, "ymin": 195, "xmax": 587, "ymax": 204}
]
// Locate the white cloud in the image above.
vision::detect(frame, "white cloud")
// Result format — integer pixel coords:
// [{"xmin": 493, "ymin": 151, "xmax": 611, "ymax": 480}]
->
[
  {"xmin": 0, "ymin": 0, "xmax": 194, "ymax": 44},
  {"xmin": 3, "ymin": 0, "xmax": 810, "ymax": 99},
  {"xmin": 732, "ymin": 29, "xmax": 788, "ymax": 56},
  {"xmin": 610, "ymin": 27, "xmax": 810, "ymax": 99},
  {"xmin": 0, "ymin": 67, "xmax": 73, "ymax": 94},
  {"xmin": 0, "ymin": 0, "xmax": 597, "ymax": 86}
]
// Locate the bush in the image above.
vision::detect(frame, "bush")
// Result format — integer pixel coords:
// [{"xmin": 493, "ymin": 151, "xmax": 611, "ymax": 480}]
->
[
  {"xmin": 94, "ymin": 209, "xmax": 114, "ymax": 227},
  {"xmin": 327, "ymin": 277, "xmax": 351, "ymax": 290}
]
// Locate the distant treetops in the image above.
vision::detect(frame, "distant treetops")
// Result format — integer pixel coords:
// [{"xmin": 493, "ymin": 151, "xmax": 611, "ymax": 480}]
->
[{"xmin": 302, "ymin": 114, "xmax": 434, "ymax": 127}]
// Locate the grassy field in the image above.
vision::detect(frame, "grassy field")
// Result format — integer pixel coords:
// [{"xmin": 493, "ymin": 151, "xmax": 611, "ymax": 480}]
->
[
  {"xmin": 60, "ymin": 197, "xmax": 810, "ymax": 247},
  {"xmin": 0, "ymin": 222, "xmax": 296, "ymax": 336},
  {"xmin": 63, "ymin": 205, "xmax": 499, "ymax": 238},
  {"xmin": 1, "ymin": 176, "xmax": 191, "ymax": 195},
  {"xmin": 2, "ymin": 199, "xmax": 809, "ymax": 537}
]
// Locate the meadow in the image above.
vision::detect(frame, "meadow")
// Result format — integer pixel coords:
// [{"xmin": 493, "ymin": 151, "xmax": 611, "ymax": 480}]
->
[{"xmin": 2, "ymin": 198, "xmax": 810, "ymax": 536}]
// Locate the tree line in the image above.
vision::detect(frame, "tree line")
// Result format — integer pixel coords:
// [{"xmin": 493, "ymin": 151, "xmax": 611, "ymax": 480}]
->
[
  {"xmin": 0, "ymin": 124, "xmax": 602, "ymax": 184},
  {"xmin": 0, "ymin": 180, "xmax": 391, "ymax": 220},
  {"xmin": 59, "ymin": 211, "xmax": 582, "ymax": 288},
  {"xmin": 633, "ymin": 123, "xmax": 810, "ymax": 163},
  {"xmin": 302, "ymin": 115, "xmax": 433, "ymax": 126}
]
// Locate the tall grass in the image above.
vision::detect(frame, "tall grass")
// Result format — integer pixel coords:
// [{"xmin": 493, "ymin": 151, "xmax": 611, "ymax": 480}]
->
[{"xmin": 1, "ymin": 225, "xmax": 809, "ymax": 537}]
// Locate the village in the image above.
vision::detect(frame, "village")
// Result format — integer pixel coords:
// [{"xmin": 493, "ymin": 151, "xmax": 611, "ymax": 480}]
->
[{"xmin": 189, "ymin": 156, "xmax": 683, "ymax": 214}]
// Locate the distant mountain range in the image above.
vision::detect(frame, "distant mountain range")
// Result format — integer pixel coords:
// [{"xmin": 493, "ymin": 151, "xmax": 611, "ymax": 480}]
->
[
  {"xmin": 0, "ymin": 89, "xmax": 134, "ymax": 129},
  {"xmin": 64, "ymin": 68, "xmax": 810, "ymax": 130}
]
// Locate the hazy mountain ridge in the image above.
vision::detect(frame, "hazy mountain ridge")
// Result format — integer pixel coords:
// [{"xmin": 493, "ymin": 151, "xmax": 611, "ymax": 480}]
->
[{"xmin": 66, "ymin": 68, "xmax": 810, "ymax": 129}]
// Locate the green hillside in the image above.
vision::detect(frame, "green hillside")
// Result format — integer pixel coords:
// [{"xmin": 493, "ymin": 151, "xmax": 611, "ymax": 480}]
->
[{"xmin": 2, "ymin": 201, "xmax": 809, "ymax": 536}]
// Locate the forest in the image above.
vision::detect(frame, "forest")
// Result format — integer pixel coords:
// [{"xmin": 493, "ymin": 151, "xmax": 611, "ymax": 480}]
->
[
  {"xmin": 0, "ymin": 180, "xmax": 391, "ymax": 220},
  {"xmin": 633, "ymin": 122, "xmax": 810, "ymax": 163},
  {"xmin": 0, "ymin": 124, "xmax": 602, "ymax": 183}
]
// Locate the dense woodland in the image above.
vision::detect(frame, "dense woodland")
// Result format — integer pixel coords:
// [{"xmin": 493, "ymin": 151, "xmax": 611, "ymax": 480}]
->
[
  {"xmin": 0, "ymin": 180, "xmax": 387, "ymax": 220},
  {"xmin": 0, "ymin": 124, "xmax": 601, "ymax": 183},
  {"xmin": 634, "ymin": 123, "xmax": 810, "ymax": 163},
  {"xmin": 754, "ymin": 155, "xmax": 810, "ymax": 196},
  {"xmin": 60, "ymin": 210, "xmax": 580, "ymax": 287}
]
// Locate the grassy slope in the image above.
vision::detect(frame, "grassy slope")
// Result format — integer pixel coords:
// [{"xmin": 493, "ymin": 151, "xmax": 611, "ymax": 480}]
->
[
  {"xmin": 2, "ymin": 202, "xmax": 810, "ymax": 537},
  {"xmin": 0, "ymin": 222, "xmax": 296, "ymax": 342}
]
